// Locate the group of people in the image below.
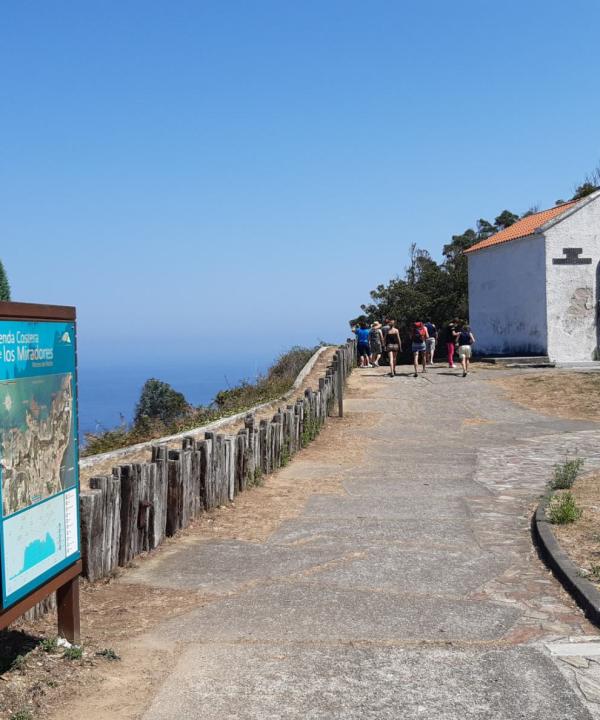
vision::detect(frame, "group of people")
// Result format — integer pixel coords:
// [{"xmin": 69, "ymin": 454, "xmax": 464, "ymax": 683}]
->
[{"xmin": 352, "ymin": 319, "xmax": 476, "ymax": 378}]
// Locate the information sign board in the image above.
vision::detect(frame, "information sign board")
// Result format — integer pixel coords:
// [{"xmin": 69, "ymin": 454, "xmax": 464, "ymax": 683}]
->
[{"xmin": 0, "ymin": 318, "xmax": 80, "ymax": 608}]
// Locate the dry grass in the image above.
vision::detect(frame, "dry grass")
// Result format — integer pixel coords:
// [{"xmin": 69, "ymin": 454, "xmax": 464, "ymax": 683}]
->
[
  {"xmin": 553, "ymin": 471, "xmax": 600, "ymax": 587},
  {"xmin": 494, "ymin": 371, "xmax": 600, "ymax": 422}
]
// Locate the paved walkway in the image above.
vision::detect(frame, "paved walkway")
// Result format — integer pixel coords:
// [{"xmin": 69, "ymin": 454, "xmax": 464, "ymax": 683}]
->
[{"xmin": 103, "ymin": 365, "xmax": 600, "ymax": 717}]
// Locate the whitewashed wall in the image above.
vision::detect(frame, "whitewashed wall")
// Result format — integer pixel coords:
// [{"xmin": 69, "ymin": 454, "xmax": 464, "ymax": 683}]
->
[
  {"xmin": 545, "ymin": 195, "xmax": 600, "ymax": 362},
  {"xmin": 468, "ymin": 235, "xmax": 547, "ymax": 356}
]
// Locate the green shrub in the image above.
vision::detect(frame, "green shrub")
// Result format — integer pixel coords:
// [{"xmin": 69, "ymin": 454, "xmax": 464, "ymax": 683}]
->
[
  {"xmin": 280, "ymin": 442, "xmax": 291, "ymax": 467},
  {"xmin": 589, "ymin": 564, "xmax": 600, "ymax": 581},
  {"xmin": 547, "ymin": 491, "xmax": 583, "ymax": 524},
  {"xmin": 63, "ymin": 646, "xmax": 83, "ymax": 660},
  {"xmin": 40, "ymin": 637, "xmax": 58, "ymax": 653},
  {"xmin": 10, "ymin": 711, "xmax": 33, "ymax": 720},
  {"xmin": 301, "ymin": 416, "xmax": 320, "ymax": 448},
  {"xmin": 96, "ymin": 648, "xmax": 120, "ymax": 661},
  {"xmin": 249, "ymin": 467, "xmax": 263, "ymax": 487},
  {"xmin": 10, "ymin": 654, "xmax": 26, "ymax": 672},
  {"xmin": 551, "ymin": 456, "xmax": 584, "ymax": 489},
  {"xmin": 134, "ymin": 378, "xmax": 190, "ymax": 427}
]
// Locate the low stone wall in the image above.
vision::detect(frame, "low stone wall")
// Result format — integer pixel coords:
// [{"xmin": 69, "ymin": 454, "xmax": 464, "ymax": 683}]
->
[
  {"xmin": 79, "ymin": 340, "xmax": 354, "ymax": 582},
  {"xmin": 79, "ymin": 345, "xmax": 332, "ymax": 473}
]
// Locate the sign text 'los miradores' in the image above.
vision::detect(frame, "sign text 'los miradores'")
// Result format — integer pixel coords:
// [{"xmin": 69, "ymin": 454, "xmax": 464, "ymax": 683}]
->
[{"xmin": 0, "ymin": 331, "xmax": 54, "ymax": 362}]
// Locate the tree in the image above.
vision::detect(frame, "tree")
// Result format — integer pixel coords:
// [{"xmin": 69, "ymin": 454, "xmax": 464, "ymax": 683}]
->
[
  {"xmin": 572, "ymin": 182, "xmax": 598, "ymax": 200},
  {"xmin": 494, "ymin": 210, "xmax": 519, "ymax": 229},
  {"xmin": 522, "ymin": 205, "xmax": 540, "ymax": 217},
  {"xmin": 354, "ymin": 210, "xmax": 520, "ymax": 336},
  {"xmin": 572, "ymin": 162, "xmax": 600, "ymax": 200},
  {"xmin": 134, "ymin": 378, "xmax": 189, "ymax": 427},
  {"xmin": 0, "ymin": 260, "xmax": 10, "ymax": 301}
]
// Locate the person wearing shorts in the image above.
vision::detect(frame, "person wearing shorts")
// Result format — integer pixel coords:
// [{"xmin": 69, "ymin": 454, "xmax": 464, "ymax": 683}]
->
[
  {"xmin": 384, "ymin": 319, "xmax": 401, "ymax": 377},
  {"xmin": 457, "ymin": 325, "xmax": 476, "ymax": 377},
  {"xmin": 369, "ymin": 321, "xmax": 384, "ymax": 367},
  {"xmin": 353, "ymin": 322, "xmax": 372, "ymax": 368},
  {"xmin": 411, "ymin": 321, "xmax": 428, "ymax": 377},
  {"xmin": 424, "ymin": 321, "xmax": 437, "ymax": 366}
]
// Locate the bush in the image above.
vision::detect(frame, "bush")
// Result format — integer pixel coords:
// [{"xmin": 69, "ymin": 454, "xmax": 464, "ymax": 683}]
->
[
  {"xmin": 213, "ymin": 346, "xmax": 314, "ymax": 413},
  {"xmin": 10, "ymin": 712, "xmax": 33, "ymax": 720},
  {"xmin": 63, "ymin": 646, "xmax": 83, "ymax": 660},
  {"xmin": 134, "ymin": 378, "xmax": 190, "ymax": 427},
  {"xmin": 547, "ymin": 491, "xmax": 583, "ymax": 524},
  {"xmin": 40, "ymin": 636, "xmax": 58, "ymax": 653},
  {"xmin": 96, "ymin": 648, "xmax": 120, "ymax": 661},
  {"xmin": 551, "ymin": 456, "xmax": 584, "ymax": 489}
]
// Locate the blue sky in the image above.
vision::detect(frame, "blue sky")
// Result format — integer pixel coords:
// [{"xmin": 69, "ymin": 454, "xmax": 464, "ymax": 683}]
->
[{"xmin": 2, "ymin": 0, "xmax": 599, "ymax": 367}]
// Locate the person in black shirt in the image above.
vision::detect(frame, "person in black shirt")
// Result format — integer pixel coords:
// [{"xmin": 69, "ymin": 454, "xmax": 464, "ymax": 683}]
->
[
  {"xmin": 442, "ymin": 320, "xmax": 459, "ymax": 368},
  {"xmin": 457, "ymin": 324, "xmax": 476, "ymax": 377}
]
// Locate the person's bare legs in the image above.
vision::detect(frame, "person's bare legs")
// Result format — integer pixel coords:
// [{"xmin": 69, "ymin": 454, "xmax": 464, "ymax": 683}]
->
[
  {"xmin": 461, "ymin": 352, "xmax": 467, "ymax": 376},
  {"xmin": 421, "ymin": 351, "xmax": 427, "ymax": 373},
  {"xmin": 372, "ymin": 353, "xmax": 381, "ymax": 367},
  {"xmin": 413, "ymin": 352, "xmax": 419, "ymax": 377},
  {"xmin": 389, "ymin": 351, "xmax": 396, "ymax": 376}
]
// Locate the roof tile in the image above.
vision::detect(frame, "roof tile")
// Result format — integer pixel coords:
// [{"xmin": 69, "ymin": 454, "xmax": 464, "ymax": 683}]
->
[{"xmin": 465, "ymin": 200, "xmax": 578, "ymax": 254}]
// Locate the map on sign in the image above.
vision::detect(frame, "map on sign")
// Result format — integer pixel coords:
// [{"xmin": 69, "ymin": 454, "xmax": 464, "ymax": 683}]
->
[
  {"xmin": 0, "ymin": 320, "xmax": 80, "ymax": 608},
  {"xmin": 1, "ymin": 373, "xmax": 76, "ymax": 517}
]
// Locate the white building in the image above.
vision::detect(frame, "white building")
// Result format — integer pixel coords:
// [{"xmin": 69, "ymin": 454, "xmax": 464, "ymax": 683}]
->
[{"xmin": 467, "ymin": 191, "xmax": 600, "ymax": 362}]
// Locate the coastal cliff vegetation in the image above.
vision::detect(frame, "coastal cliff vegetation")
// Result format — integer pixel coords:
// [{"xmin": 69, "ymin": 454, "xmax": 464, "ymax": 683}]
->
[{"xmin": 82, "ymin": 345, "xmax": 316, "ymax": 456}]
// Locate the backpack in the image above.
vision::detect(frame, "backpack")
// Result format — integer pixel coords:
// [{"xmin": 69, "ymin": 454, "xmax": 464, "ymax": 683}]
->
[{"xmin": 412, "ymin": 323, "xmax": 426, "ymax": 343}]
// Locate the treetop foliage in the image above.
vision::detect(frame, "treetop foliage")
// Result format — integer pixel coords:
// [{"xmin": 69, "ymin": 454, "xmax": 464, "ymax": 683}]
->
[
  {"xmin": 0, "ymin": 260, "xmax": 11, "ymax": 302},
  {"xmin": 134, "ymin": 378, "xmax": 190, "ymax": 427}
]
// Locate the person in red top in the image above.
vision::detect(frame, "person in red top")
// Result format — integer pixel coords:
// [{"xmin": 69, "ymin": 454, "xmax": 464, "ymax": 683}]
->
[{"xmin": 411, "ymin": 321, "xmax": 429, "ymax": 377}]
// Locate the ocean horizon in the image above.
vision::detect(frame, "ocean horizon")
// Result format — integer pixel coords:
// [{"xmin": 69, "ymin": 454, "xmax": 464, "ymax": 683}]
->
[{"xmin": 76, "ymin": 354, "xmax": 274, "ymax": 439}]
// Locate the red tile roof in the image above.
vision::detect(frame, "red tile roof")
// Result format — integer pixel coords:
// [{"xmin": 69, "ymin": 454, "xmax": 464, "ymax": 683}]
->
[{"xmin": 465, "ymin": 200, "xmax": 579, "ymax": 254}]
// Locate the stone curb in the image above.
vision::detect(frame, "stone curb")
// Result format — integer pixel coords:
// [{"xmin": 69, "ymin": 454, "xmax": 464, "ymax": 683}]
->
[{"xmin": 533, "ymin": 493, "xmax": 600, "ymax": 626}]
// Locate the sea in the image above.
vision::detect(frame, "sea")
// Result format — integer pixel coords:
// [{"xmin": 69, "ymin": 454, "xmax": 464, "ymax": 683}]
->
[{"xmin": 76, "ymin": 356, "xmax": 272, "ymax": 440}]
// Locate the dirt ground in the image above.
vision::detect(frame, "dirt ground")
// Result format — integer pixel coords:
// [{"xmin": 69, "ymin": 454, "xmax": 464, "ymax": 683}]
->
[
  {"xmin": 495, "ymin": 370, "xmax": 600, "ymax": 584},
  {"xmin": 494, "ymin": 370, "xmax": 600, "ymax": 422},
  {"xmin": 552, "ymin": 471, "xmax": 600, "ymax": 587},
  {"xmin": 0, "ymin": 387, "xmax": 378, "ymax": 720}
]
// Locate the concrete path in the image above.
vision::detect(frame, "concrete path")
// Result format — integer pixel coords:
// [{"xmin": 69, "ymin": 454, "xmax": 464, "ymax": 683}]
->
[{"xmin": 121, "ymin": 365, "xmax": 600, "ymax": 718}]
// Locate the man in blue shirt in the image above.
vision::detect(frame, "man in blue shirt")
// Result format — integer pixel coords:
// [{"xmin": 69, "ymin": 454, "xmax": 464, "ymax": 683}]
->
[{"xmin": 352, "ymin": 322, "xmax": 372, "ymax": 368}]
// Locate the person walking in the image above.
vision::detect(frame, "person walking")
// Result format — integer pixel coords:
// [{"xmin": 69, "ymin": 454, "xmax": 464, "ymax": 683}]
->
[
  {"xmin": 424, "ymin": 320, "xmax": 437, "ymax": 366},
  {"xmin": 369, "ymin": 322, "xmax": 384, "ymax": 367},
  {"xmin": 442, "ymin": 320, "xmax": 459, "ymax": 368},
  {"xmin": 411, "ymin": 321, "xmax": 428, "ymax": 377},
  {"xmin": 384, "ymin": 319, "xmax": 402, "ymax": 377},
  {"xmin": 353, "ymin": 322, "xmax": 372, "ymax": 368},
  {"xmin": 457, "ymin": 324, "xmax": 476, "ymax": 377}
]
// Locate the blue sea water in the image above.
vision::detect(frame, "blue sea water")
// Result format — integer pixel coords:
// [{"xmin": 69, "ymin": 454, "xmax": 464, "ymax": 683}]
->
[{"xmin": 76, "ymin": 357, "xmax": 272, "ymax": 438}]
